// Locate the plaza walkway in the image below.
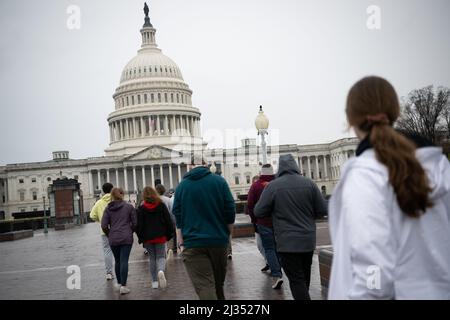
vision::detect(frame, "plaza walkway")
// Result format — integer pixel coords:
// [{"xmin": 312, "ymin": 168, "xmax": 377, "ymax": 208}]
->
[{"xmin": 0, "ymin": 220, "xmax": 328, "ymax": 300}]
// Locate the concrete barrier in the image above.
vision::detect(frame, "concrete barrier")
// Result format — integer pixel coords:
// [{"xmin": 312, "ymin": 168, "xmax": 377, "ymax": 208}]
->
[
  {"xmin": 318, "ymin": 248, "xmax": 333, "ymax": 298},
  {"xmin": 0, "ymin": 230, "xmax": 34, "ymax": 242}
]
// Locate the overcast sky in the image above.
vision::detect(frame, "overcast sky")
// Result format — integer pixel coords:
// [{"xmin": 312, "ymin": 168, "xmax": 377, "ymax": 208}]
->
[{"xmin": 1, "ymin": 0, "xmax": 449, "ymax": 165}]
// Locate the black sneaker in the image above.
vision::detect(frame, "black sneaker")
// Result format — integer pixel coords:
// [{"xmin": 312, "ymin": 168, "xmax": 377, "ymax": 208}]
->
[
  {"xmin": 261, "ymin": 264, "xmax": 270, "ymax": 273},
  {"xmin": 227, "ymin": 254, "xmax": 232, "ymax": 260}
]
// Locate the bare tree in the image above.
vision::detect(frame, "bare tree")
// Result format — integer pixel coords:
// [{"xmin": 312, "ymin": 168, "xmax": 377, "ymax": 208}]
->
[{"xmin": 396, "ymin": 86, "xmax": 450, "ymax": 143}]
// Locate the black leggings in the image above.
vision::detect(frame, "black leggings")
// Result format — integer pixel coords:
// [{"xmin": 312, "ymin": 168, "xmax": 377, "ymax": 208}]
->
[{"xmin": 278, "ymin": 251, "xmax": 314, "ymax": 300}]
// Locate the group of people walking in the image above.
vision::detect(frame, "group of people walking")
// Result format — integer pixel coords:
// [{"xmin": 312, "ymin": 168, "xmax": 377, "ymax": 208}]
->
[
  {"xmin": 90, "ymin": 75, "xmax": 450, "ymax": 300},
  {"xmin": 90, "ymin": 183, "xmax": 175, "ymax": 294}
]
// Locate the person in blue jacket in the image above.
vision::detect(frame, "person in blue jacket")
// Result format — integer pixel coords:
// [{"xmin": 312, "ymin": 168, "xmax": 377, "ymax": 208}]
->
[{"xmin": 172, "ymin": 154, "xmax": 235, "ymax": 300}]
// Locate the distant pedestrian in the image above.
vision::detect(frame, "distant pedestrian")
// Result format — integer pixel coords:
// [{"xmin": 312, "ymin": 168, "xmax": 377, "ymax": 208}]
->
[
  {"xmin": 247, "ymin": 165, "xmax": 282, "ymax": 287},
  {"xmin": 137, "ymin": 186, "xmax": 174, "ymax": 289},
  {"xmin": 328, "ymin": 76, "xmax": 450, "ymax": 299},
  {"xmin": 156, "ymin": 184, "xmax": 177, "ymax": 256},
  {"xmin": 255, "ymin": 154, "xmax": 327, "ymax": 300},
  {"xmin": 101, "ymin": 188, "xmax": 137, "ymax": 295},
  {"xmin": 172, "ymin": 155, "xmax": 236, "ymax": 300},
  {"xmin": 89, "ymin": 182, "xmax": 114, "ymax": 281}
]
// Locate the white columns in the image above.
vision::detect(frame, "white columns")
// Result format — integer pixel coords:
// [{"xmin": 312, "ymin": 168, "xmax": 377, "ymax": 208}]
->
[
  {"xmin": 315, "ymin": 156, "xmax": 320, "ymax": 180},
  {"xmin": 299, "ymin": 157, "xmax": 303, "ymax": 176},
  {"xmin": 160, "ymin": 164, "xmax": 164, "ymax": 186},
  {"xmin": 151, "ymin": 165, "xmax": 155, "ymax": 188},
  {"xmin": 97, "ymin": 170, "xmax": 101, "ymax": 190},
  {"xmin": 133, "ymin": 118, "xmax": 138, "ymax": 138},
  {"xmin": 124, "ymin": 167, "xmax": 128, "ymax": 192},
  {"xmin": 324, "ymin": 156, "xmax": 328, "ymax": 179},
  {"xmin": 106, "ymin": 169, "xmax": 110, "ymax": 183},
  {"xmin": 142, "ymin": 166, "xmax": 146, "ymax": 188},
  {"xmin": 88, "ymin": 170, "xmax": 93, "ymax": 195},
  {"xmin": 177, "ymin": 164, "xmax": 181, "ymax": 183},
  {"xmin": 150, "ymin": 116, "xmax": 154, "ymax": 136},
  {"xmin": 156, "ymin": 115, "xmax": 161, "ymax": 135},
  {"xmin": 165, "ymin": 115, "xmax": 169, "ymax": 135},
  {"xmin": 115, "ymin": 168, "xmax": 119, "ymax": 188},
  {"xmin": 306, "ymin": 157, "xmax": 311, "ymax": 179},
  {"xmin": 168, "ymin": 164, "xmax": 173, "ymax": 189},
  {"xmin": 132, "ymin": 167, "xmax": 137, "ymax": 192}
]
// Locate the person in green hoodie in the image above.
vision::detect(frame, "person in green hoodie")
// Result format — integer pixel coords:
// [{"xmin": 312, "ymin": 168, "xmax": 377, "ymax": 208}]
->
[
  {"xmin": 172, "ymin": 155, "xmax": 236, "ymax": 300},
  {"xmin": 90, "ymin": 182, "xmax": 114, "ymax": 280}
]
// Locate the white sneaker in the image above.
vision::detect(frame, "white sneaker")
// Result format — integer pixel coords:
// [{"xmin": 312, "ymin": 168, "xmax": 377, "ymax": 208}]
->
[
  {"xmin": 271, "ymin": 277, "xmax": 283, "ymax": 289},
  {"xmin": 120, "ymin": 286, "xmax": 131, "ymax": 295},
  {"xmin": 106, "ymin": 273, "xmax": 113, "ymax": 280},
  {"xmin": 167, "ymin": 249, "xmax": 173, "ymax": 261},
  {"xmin": 152, "ymin": 281, "xmax": 159, "ymax": 289},
  {"xmin": 113, "ymin": 283, "xmax": 121, "ymax": 291},
  {"xmin": 158, "ymin": 270, "xmax": 167, "ymax": 289}
]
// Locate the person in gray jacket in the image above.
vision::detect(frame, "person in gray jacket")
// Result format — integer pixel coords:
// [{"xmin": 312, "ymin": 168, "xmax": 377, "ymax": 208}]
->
[{"xmin": 254, "ymin": 154, "xmax": 327, "ymax": 300}]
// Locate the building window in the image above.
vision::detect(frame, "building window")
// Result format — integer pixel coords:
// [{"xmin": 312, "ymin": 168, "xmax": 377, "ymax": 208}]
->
[
  {"xmin": 2, "ymin": 195, "xmax": 5, "ymax": 203},
  {"xmin": 132, "ymin": 96, "xmax": 135, "ymax": 105},
  {"xmin": 20, "ymin": 208, "xmax": 26, "ymax": 213},
  {"xmin": 319, "ymin": 171, "xmax": 322, "ymax": 179},
  {"xmin": 33, "ymin": 208, "xmax": 38, "ymax": 212},
  {"xmin": 211, "ymin": 150, "xmax": 215, "ymax": 157},
  {"xmin": 138, "ymin": 95, "xmax": 141, "ymax": 104},
  {"xmin": 19, "ymin": 192, "xmax": 25, "ymax": 202},
  {"xmin": 74, "ymin": 175, "xmax": 79, "ymax": 180},
  {"xmin": 171, "ymin": 93, "xmax": 174, "ymax": 102},
  {"xmin": 31, "ymin": 178, "xmax": 36, "ymax": 183},
  {"xmin": 235, "ymin": 176, "xmax": 240, "ymax": 185},
  {"xmin": 144, "ymin": 94, "xmax": 148, "ymax": 103},
  {"xmin": 47, "ymin": 177, "xmax": 51, "ymax": 182},
  {"xmin": 245, "ymin": 162, "xmax": 249, "ymax": 167},
  {"xmin": 234, "ymin": 163, "xmax": 238, "ymax": 168},
  {"xmin": 311, "ymin": 172, "xmax": 314, "ymax": 180},
  {"xmin": 151, "ymin": 93, "xmax": 154, "ymax": 103},
  {"xmin": 126, "ymin": 97, "xmax": 129, "ymax": 106},
  {"xmin": 176, "ymin": 94, "xmax": 179, "ymax": 103},
  {"xmin": 246, "ymin": 176, "xmax": 251, "ymax": 184},
  {"xmin": 32, "ymin": 191, "xmax": 37, "ymax": 201},
  {"xmin": 158, "ymin": 93, "xmax": 161, "ymax": 103},
  {"xmin": 19, "ymin": 179, "xmax": 24, "ymax": 184},
  {"xmin": 164, "ymin": 93, "xmax": 168, "ymax": 102}
]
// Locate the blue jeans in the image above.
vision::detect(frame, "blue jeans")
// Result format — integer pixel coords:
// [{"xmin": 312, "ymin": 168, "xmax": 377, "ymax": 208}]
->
[
  {"xmin": 144, "ymin": 243, "xmax": 166, "ymax": 281},
  {"xmin": 110, "ymin": 244, "xmax": 132, "ymax": 286},
  {"xmin": 257, "ymin": 225, "xmax": 282, "ymax": 278}
]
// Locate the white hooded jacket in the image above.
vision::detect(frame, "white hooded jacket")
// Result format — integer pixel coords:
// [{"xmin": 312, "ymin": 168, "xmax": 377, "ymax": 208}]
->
[{"xmin": 328, "ymin": 146, "xmax": 450, "ymax": 299}]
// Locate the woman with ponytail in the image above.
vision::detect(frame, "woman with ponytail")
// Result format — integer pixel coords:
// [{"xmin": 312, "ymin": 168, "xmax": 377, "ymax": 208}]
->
[{"xmin": 328, "ymin": 76, "xmax": 450, "ymax": 299}]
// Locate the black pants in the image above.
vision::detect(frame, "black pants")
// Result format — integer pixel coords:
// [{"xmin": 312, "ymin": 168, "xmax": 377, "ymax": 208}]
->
[{"xmin": 278, "ymin": 251, "xmax": 314, "ymax": 300}]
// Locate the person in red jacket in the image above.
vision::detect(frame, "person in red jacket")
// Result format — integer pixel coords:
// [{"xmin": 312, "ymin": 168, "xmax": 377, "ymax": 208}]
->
[
  {"xmin": 247, "ymin": 164, "xmax": 283, "ymax": 289},
  {"xmin": 136, "ymin": 186, "xmax": 174, "ymax": 289}
]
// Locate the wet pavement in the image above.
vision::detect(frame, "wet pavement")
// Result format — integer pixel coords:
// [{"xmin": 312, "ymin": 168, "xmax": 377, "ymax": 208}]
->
[{"xmin": 0, "ymin": 220, "xmax": 330, "ymax": 300}]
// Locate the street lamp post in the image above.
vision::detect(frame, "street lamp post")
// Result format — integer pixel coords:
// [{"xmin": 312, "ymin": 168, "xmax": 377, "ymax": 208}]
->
[
  {"xmin": 255, "ymin": 105, "xmax": 269, "ymax": 165},
  {"xmin": 42, "ymin": 195, "xmax": 48, "ymax": 234}
]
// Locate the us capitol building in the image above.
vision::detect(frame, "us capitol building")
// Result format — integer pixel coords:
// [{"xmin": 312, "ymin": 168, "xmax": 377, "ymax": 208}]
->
[{"xmin": 0, "ymin": 5, "xmax": 357, "ymax": 220}]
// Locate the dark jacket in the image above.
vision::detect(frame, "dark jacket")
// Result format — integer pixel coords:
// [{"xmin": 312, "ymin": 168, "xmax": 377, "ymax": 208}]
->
[
  {"xmin": 254, "ymin": 154, "xmax": 328, "ymax": 252},
  {"xmin": 136, "ymin": 201, "xmax": 175, "ymax": 244},
  {"xmin": 101, "ymin": 201, "xmax": 137, "ymax": 247},
  {"xmin": 172, "ymin": 166, "xmax": 236, "ymax": 249},
  {"xmin": 246, "ymin": 175, "xmax": 274, "ymax": 228}
]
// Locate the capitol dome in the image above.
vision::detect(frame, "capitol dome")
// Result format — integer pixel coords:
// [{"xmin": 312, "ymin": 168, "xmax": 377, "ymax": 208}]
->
[{"xmin": 105, "ymin": 6, "xmax": 204, "ymax": 157}]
